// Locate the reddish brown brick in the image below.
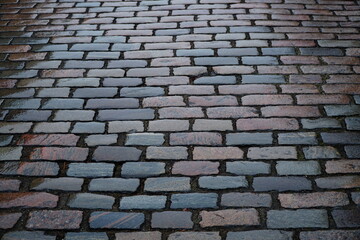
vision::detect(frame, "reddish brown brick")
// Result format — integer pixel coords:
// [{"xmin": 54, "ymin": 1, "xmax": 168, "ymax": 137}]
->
[
  {"xmin": 193, "ymin": 147, "xmax": 244, "ymax": 160},
  {"xmin": 159, "ymin": 107, "xmax": 204, "ymax": 119},
  {"xmin": 0, "ymin": 192, "xmax": 58, "ymax": 208},
  {"xmin": 8, "ymin": 52, "xmax": 47, "ymax": 61},
  {"xmin": 29, "ymin": 147, "xmax": 88, "ymax": 161},
  {"xmin": 279, "ymin": 192, "xmax": 349, "ymax": 208},
  {"xmin": 0, "ymin": 80, "xmax": 17, "ymax": 88},
  {"xmin": 17, "ymin": 134, "xmax": 79, "ymax": 146},
  {"xmin": 189, "ymin": 96, "xmax": 238, "ymax": 106},
  {"xmin": 323, "ymin": 57, "xmax": 360, "ymax": 65},
  {"xmin": 258, "ymin": 66, "xmax": 298, "ymax": 74},
  {"xmin": 172, "ymin": 161, "xmax": 219, "ymax": 176},
  {"xmin": 26, "ymin": 210, "xmax": 82, "ymax": 229},
  {"xmin": 200, "ymin": 209, "xmax": 259, "ymax": 227},
  {"xmin": 236, "ymin": 118, "xmax": 299, "ymax": 131}
]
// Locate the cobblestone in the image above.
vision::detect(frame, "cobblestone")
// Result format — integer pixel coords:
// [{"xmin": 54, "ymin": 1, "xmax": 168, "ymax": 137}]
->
[{"xmin": 0, "ymin": 0, "xmax": 359, "ymax": 237}]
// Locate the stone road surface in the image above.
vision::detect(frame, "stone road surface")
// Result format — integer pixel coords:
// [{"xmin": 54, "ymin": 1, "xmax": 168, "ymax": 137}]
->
[{"xmin": 0, "ymin": 0, "xmax": 360, "ymax": 239}]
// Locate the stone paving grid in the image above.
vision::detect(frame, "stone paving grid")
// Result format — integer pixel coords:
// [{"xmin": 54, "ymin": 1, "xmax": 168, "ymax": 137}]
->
[{"xmin": 0, "ymin": 0, "xmax": 360, "ymax": 239}]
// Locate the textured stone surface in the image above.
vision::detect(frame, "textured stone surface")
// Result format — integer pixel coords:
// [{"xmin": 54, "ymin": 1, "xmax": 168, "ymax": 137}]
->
[
  {"xmin": 90, "ymin": 212, "xmax": 144, "ymax": 229},
  {"xmin": 26, "ymin": 210, "xmax": 83, "ymax": 229},
  {"xmin": 267, "ymin": 210, "xmax": 329, "ymax": 229},
  {"xmin": 200, "ymin": 209, "xmax": 260, "ymax": 227}
]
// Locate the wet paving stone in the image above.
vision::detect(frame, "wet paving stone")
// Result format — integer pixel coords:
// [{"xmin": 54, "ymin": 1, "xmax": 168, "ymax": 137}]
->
[
  {"xmin": 0, "ymin": 162, "xmax": 59, "ymax": 176},
  {"xmin": 0, "ymin": 213, "xmax": 22, "ymax": 229},
  {"xmin": 65, "ymin": 232, "xmax": 109, "ymax": 240},
  {"xmin": 90, "ymin": 212, "xmax": 144, "ymax": 229},
  {"xmin": 26, "ymin": 210, "xmax": 82, "ymax": 229},
  {"xmin": 67, "ymin": 163, "xmax": 114, "ymax": 178},
  {"xmin": 152, "ymin": 211, "xmax": 193, "ymax": 229},
  {"xmin": 120, "ymin": 195, "xmax": 166, "ymax": 210},
  {"xmin": 121, "ymin": 162, "xmax": 165, "ymax": 178},
  {"xmin": 171, "ymin": 193, "xmax": 218, "ymax": 209},
  {"xmin": 67, "ymin": 193, "xmax": 115, "ymax": 209},
  {"xmin": 1, "ymin": 231, "xmax": 56, "ymax": 240},
  {"xmin": 253, "ymin": 177, "xmax": 312, "ymax": 192},
  {"xmin": 200, "ymin": 209, "xmax": 260, "ymax": 227},
  {"xmin": 227, "ymin": 230, "xmax": 293, "ymax": 240},
  {"xmin": 1, "ymin": 0, "xmax": 360, "ymax": 237},
  {"xmin": 0, "ymin": 192, "xmax": 58, "ymax": 208},
  {"xmin": 267, "ymin": 209, "xmax": 329, "ymax": 229},
  {"xmin": 89, "ymin": 178, "xmax": 139, "ymax": 192},
  {"xmin": 31, "ymin": 178, "xmax": 83, "ymax": 191},
  {"xmin": 93, "ymin": 146, "xmax": 141, "ymax": 162}
]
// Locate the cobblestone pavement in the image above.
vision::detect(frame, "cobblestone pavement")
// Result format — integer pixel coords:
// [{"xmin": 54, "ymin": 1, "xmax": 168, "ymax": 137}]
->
[{"xmin": 0, "ymin": 0, "xmax": 360, "ymax": 239}]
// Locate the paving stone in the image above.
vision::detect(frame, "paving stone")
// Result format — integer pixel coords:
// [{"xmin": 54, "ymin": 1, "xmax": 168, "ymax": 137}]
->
[
  {"xmin": 326, "ymin": 160, "xmax": 360, "ymax": 174},
  {"xmin": 120, "ymin": 195, "xmax": 166, "ymax": 210},
  {"xmin": 300, "ymin": 230, "xmax": 360, "ymax": 240},
  {"xmin": 149, "ymin": 120, "xmax": 189, "ymax": 132},
  {"xmin": 170, "ymin": 132, "xmax": 222, "ymax": 146},
  {"xmin": 17, "ymin": 134, "xmax": 79, "ymax": 146},
  {"xmin": 122, "ymin": 162, "xmax": 165, "ymax": 178},
  {"xmin": 0, "ymin": 136, "xmax": 12, "ymax": 147},
  {"xmin": 115, "ymin": 232, "xmax": 161, "ymax": 240},
  {"xmin": 0, "ymin": 192, "xmax": 58, "ymax": 208},
  {"xmin": 248, "ymin": 147, "xmax": 297, "ymax": 159},
  {"xmin": 93, "ymin": 146, "xmax": 142, "ymax": 162},
  {"xmin": 172, "ymin": 161, "xmax": 219, "ymax": 176},
  {"xmin": 226, "ymin": 133, "xmax": 273, "ymax": 145},
  {"xmin": 146, "ymin": 147, "xmax": 188, "ymax": 159},
  {"xmin": 267, "ymin": 210, "xmax": 328, "ymax": 229},
  {"xmin": 89, "ymin": 178, "xmax": 139, "ymax": 192},
  {"xmin": 171, "ymin": 193, "xmax": 218, "ymax": 209},
  {"xmin": 0, "ymin": 179, "xmax": 20, "ymax": 192},
  {"xmin": 85, "ymin": 134, "xmax": 118, "ymax": 146},
  {"xmin": 200, "ymin": 209, "xmax": 259, "ymax": 227},
  {"xmin": 303, "ymin": 146, "xmax": 340, "ymax": 159},
  {"xmin": 321, "ymin": 132, "xmax": 360, "ymax": 145},
  {"xmin": 253, "ymin": 177, "xmax": 312, "ymax": 192},
  {"xmin": 97, "ymin": 109, "xmax": 154, "ymax": 121},
  {"xmin": 276, "ymin": 161, "xmax": 321, "ymax": 175},
  {"xmin": 345, "ymin": 146, "xmax": 360, "ymax": 158},
  {"xmin": 31, "ymin": 178, "xmax": 83, "ymax": 191},
  {"xmin": 278, "ymin": 132, "xmax": 317, "ymax": 145},
  {"xmin": 125, "ymin": 133, "xmax": 165, "ymax": 146},
  {"xmin": 67, "ymin": 193, "xmax": 115, "ymax": 209},
  {"xmin": 301, "ymin": 118, "xmax": 341, "ymax": 129},
  {"xmin": 1, "ymin": 231, "xmax": 56, "ymax": 240},
  {"xmin": 0, "ymin": 123, "xmax": 32, "ymax": 134},
  {"xmin": 0, "ymin": 147, "xmax": 23, "ymax": 161},
  {"xmin": 7, "ymin": 110, "xmax": 51, "ymax": 122},
  {"xmin": 279, "ymin": 192, "xmax": 349, "ymax": 208},
  {"xmin": 90, "ymin": 212, "xmax": 144, "ymax": 229},
  {"xmin": 169, "ymin": 232, "xmax": 221, "ymax": 240},
  {"xmin": 108, "ymin": 121, "xmax": 144, "ymax": 133},
  {"xmin": 221, "ymin": 193, "xmax": 272, "ymax": 207},
  {"xmin": 194, "ymin": 76, "xmax": 236, "ymax": 84},
  {"xmin": 26, "ymin": 210, "xmax": 82, "ymax": 229},
  {"xmin": 316, "ymin": 176, "xmax": 360, "ymax": 189},
  {"xmin": 0, "ymin": 162, "xmax": 59, "ymax": 176},
  {"xmin": 65, "ymin": 232, "xmax": 109, "ymax": 240},
  {"xmin": 67, "ymin": 163, "xmax": 114, "ymax": 178},
  {"xmin": 120, "ymin": 87, "xmax": 164, "ymax": 97},
  {"xmin": 30, "ymin": 147, "xmax": 88, "ymax": 161},
  {"xmin": 144, "ymin": 177, "xmax": 190, "ymax": 192},
  {"xmin": 226, "ymin": 161, "xmax": 270, "ymax": 175},
  {"xmin": 345, "ymin": 117, "xmax": 360, "ymax": 130},
  {"xmin": 193, "ymin": 147, "xmax": 243, "ymax": 160},
  {"xmin": 199, "ymin": 176, "xmax": 247, "ymax": 190},
  {"xmin": 324, "ymin": 105, "xmax": 360, "ymax": 116},
  {"xmin": 0, "ymin": 213, "xmax": 22, "ymax": 229},
  {"xmin": 227, "ymin": 230, "xmax": 293, "ymax": 240},
  {"xmin": 151, "ymin": 211, "xmax": 193, "ymax": 229},
  {"xmin": 85, "ymin": 98, "xmax": 139, "ymax": 109}
]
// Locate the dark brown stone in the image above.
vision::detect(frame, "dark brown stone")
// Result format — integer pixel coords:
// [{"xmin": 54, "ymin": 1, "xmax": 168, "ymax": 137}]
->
[{"xmin": 0, "ymin": 192, "xmax": 58, "ymax": 208}]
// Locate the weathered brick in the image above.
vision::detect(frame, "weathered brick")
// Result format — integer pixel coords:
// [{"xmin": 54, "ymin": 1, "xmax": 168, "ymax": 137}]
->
[
  {"xmin": 172, "ymin": 161, "xmax": 219, "ymax": 176},
  {"xmin": 316, "ymin": 176, "xmax": 360, "ymax": 189},
  {"xmin": 171, "ymin": 193, "xmax": 218, "ymax": 209},
  {"xmin": 332, "ymin": 209, "xmax": 360, "ymax": 228},
  {"xmin": 303, "ymin": 146, "xmax": 340, "ymax": 159},
  {"xmin": 227, "ymin": 230, "xmax": 293, "ymax": 240},
  {"xmin": 170, "ymin": 132, "xmax": 222, "ymax": 146},
  {"xmin": 326, "ymin": 160, "xmax": 360, "ymax": 174},
  {"xmin": 116, "ymin": 232, "xmax": 161, "ymax": 240},
  {"xmin": 253, "ymin": 177, "xmax": 312, "ymax": 192},
  {"xmin": 122, "ymin": 162, "xmax": 165, "ymax": 178},
  {"xmin": 31, "ymin": 178, "xmax": 83, "ymax": 191},
  {"xmin": 199, "ymin": 176, "xmax": 247, "ymax": 190},
  {"xmin": 30, "ymin": 147, "xmax": 88, "ymax": 161},
  {"xmin": 120, "ymin": 195, "xmax": 166, "ymax": 210},
  {"xmin": 147, "ymin": 147, "xmax": 188, "ymax": 159},
  {"xmin": 226, "ymin": 161, "xmax": 270, "ymax": 175},
  {"xmin": 248, "ymin": 147, "xmax": 297, "ymax": 159},
  {"xmin": 227, "ymin": 133, "xmax": 273, "ymax": 145},
  {"xmin": 221, "ymin": 193, "xmax": 271, "ymax": 207},
  {"xmin": 300, "ymin": 230, "xmax": 360, "ymax": 240},
  {"xmin": 276, "ymin": 161, "xmax": 320, "ymax": 175},
  {"xmin": 67, "ymin": 193, "xmax": 114, "ymax": 209},
  {"xmin": 145, "ymin": 177, "xmax": 190, "ymax": 192},
  {"xmin": 169, "ymin": 232, "xmax": 220, "ymax": 240},
  {"xmin": 237, "ymin": 118, "xmax": 299, "ymax": 130}
]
